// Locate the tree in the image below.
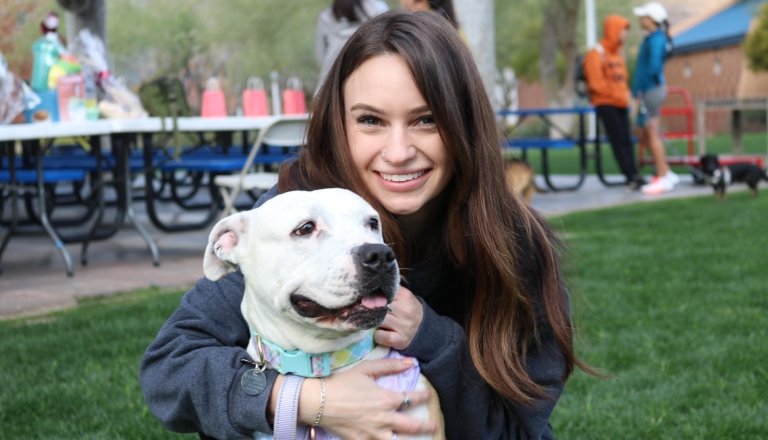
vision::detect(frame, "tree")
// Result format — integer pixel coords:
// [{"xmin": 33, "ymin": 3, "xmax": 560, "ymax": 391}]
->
[
  {"xmin": 745, "ymin": 3, "xmax": 768, "ymax": 72},
  {"xmin": 57, "ymin": 0, "xmax": 106, "ymax": 44},
  {"xmin": 495, "ymin": 0, "xmax": 543, "ymax": 82},
  {"xmin": 1, "ymin": 1, "xmax": 61, "ymax": 79},
  {"xmin": 0, "ymin": 1, "xmax": 36, "ymax": 56},
  {"xmin": 538, "ymin": 0, "xmax": 582, "ymax": 107},
  {"xmin": 495, "ymin": 0, "xmax": 584, "ymax": 106}
]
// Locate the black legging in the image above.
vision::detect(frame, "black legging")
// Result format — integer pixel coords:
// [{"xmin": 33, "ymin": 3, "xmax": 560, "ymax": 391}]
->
[{"xmin": 596, "ymin": 105, "xmax": 641, "ymax": 182}]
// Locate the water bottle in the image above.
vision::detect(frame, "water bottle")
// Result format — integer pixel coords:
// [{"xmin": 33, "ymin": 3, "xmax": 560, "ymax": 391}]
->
[
  {"xmin": 30, "ymin": 33, "xmax": 61, "ymax": 91},
  {"xmin": 84, "ymin": 74, "xmax": 99, "ymax": 120}
]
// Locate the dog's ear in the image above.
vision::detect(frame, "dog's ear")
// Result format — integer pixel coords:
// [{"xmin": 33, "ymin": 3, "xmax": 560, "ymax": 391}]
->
[{"xmin": 203, "ymin": 212, "xmax": 249, "ymax": 281}]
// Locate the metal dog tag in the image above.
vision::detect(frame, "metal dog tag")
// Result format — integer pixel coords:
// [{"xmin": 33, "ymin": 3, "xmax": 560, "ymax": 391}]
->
[{"xmin": 241, "ymin": 368, "xmax": 267, "ymax": 395}]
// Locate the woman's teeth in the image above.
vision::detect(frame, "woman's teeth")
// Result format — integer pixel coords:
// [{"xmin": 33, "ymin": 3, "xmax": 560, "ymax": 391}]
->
[{"xmin": 381, "ymin": 171, "xmax": 425, "ymax": 182}]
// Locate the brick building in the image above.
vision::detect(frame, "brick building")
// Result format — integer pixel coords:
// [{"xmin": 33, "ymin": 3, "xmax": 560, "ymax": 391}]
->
[{"xmin": 665, "ymin": 0, "xmax": 768, "ymax": 134}]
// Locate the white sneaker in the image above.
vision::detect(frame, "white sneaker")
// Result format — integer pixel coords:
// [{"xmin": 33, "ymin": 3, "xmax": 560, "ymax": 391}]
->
[
  {"xmin": 641, "ymin": 173, "xmax": 676, "ymax": 195},
  {"xmin": 665, "ymin": 171, "xmax": 680, "ymax": 185}
]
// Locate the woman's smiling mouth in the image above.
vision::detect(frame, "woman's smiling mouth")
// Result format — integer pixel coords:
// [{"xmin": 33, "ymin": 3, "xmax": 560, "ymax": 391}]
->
[{"xmin": 379, "ymin": 170, "xmax": 426, "ymax": 182}]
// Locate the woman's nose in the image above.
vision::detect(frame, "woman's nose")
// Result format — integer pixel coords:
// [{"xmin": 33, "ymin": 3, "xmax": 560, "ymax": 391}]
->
[{"xmin": 384, "ymin": 125, "xmax": 415, "ymax": 163}]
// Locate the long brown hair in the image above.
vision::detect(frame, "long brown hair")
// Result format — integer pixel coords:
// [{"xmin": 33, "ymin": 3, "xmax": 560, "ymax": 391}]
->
[
  {"xmin": 428, "ymin": 0, "xmax": 458, "ymax": 28},
  {"xmin": 280, "ymin": 10, "xmax": 581, "ymax": 404},
  {"xmin": 332, "ymin": 0, "xmax": 369, "ymax": 22}
]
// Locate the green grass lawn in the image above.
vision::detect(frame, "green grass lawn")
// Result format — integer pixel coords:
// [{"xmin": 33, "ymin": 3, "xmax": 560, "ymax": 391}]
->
[
  {"xmin": 552, "ymin": 191, "xmax": 768, "ymax": 439},
  {"xmin": 1, "ymin": 192, "xmax": 767, "ymax": 438},
  {"xmin": 0, "ymin": 288, "xmax": 192, "ymax": 439}
]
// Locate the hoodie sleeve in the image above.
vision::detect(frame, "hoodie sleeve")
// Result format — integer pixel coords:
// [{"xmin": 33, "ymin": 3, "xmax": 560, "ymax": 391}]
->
[
  {"xmin": 645, "ymin": 32, "xmax": 667, "ymax": 84},
  {"xmin": 583, "ymin": 48, "xmax": 607, "ymax": 104},
  {"xmin": 402, "ymin": 303, "xmax": 566, "ymax": 439},
  {"xmin": 315, "ymin": 9, "xmax": 330, "ymax": 67},
  {"xmin": 139, "ymin": 272, "xmax": 278, "ymax": 439}
]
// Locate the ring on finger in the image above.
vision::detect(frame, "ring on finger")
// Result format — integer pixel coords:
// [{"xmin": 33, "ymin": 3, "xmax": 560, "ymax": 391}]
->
[{"xmin": 399, "ymin": 393, "xmax": 411, "ymax": 411}]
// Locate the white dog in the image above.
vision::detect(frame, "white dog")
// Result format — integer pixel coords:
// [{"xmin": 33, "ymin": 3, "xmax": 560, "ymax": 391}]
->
[{"xmin": 203, "ymin": 188, "xmax": 444, "ymax": 440}]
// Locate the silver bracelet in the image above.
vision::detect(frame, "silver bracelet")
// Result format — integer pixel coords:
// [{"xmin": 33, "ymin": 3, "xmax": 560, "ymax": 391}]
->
[{"xmin": 313, "ymin": 377, "xmax": 326, "ymax": 427}]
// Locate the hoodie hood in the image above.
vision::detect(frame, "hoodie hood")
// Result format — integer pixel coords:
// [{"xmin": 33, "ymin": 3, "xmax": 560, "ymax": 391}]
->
[{"xmin": 601, "ymin": 15, "xmax": 630, "ymax": 52}]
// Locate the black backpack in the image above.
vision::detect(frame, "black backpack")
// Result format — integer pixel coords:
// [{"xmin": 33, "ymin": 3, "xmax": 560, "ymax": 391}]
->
[
  {"xmin": 138, "ymin": 76, "xmax": 200, "ymax": 157},
  {"xmin": 574, "ymin": 53, "xmax": 589, "ymax": 99},
  {"xmin": 574, "ymin": 44, "xmax": 604, "ymax": 99}
]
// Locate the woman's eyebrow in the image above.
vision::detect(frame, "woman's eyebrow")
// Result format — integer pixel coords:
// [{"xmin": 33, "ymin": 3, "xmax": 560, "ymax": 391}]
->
[
  {"xmin": 349, "ymin": 103, "xmax": 381, "ymax": 113},
  {"xmin": 348, "ymin": 103, "xmax": 431, "ymax": 115},
  {"xmin": 409, "ymin": 105, "xmax": 431, "ymax": 115}
]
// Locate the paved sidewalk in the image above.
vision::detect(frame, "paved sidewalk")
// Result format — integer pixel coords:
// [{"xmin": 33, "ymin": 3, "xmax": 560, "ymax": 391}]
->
[{"xmin": 0, "ymin": 175, "xmax": 720, "ymax": 319}]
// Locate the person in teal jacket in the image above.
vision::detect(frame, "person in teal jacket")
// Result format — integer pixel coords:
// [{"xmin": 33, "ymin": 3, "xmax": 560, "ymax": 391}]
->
[{"xmin": 631, "ymin": 2, "xmax": 679, "ymax": 195}]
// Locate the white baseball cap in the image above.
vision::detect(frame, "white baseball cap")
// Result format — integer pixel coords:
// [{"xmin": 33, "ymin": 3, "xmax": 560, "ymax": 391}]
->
[
  {"xmin": 43, "ymin": 13, "xmax": 59, "ymax": 30},
  {"xmin": 633, "ymin": 2, "xmax": 668, "ymax": 23}
]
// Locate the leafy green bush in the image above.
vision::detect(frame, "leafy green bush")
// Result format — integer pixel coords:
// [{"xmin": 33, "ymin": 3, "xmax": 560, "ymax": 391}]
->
[{"xmin": 746, "ymin": 3, "xmax": 768, "ymax": 71}]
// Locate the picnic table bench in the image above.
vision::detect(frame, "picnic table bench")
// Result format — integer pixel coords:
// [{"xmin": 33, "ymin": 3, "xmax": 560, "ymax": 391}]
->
[
  {"xmin": 499, "ymin": 106, "xmax": 624, "ymax": 191},
  {"xmin": 0, "ymin": 116, "xmax": 304, "ymax": 276}
]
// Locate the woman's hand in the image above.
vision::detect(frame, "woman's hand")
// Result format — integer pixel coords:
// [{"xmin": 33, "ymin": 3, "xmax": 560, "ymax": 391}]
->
[
  {"xmin": 298, "ymin": 358, "xmax": 436, "ymax": 439},
  {"xmin": 374, "ymin": 286, "xmax": 424, "ymax": 350}
]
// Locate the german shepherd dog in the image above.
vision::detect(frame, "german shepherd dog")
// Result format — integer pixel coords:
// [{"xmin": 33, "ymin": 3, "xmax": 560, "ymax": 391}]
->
[{"xmin": 699, "ymin": 154, "xmax": 768, "ymax": 199}]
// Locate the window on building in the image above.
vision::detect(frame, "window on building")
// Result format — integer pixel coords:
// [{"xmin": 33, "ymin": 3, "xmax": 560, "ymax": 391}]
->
[{"xmin": 713, "ymin": 57, "xmax": 722, "ymax": 76}]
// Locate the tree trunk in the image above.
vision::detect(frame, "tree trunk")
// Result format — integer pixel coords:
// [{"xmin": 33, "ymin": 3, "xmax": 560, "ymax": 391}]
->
[
  {"xmin": 59, "ymin": 0, "xmax": 106, "ymax": 45},
  {"xmin": 539, "ymin": 0, "xmax": 582, "ymax": 107}
]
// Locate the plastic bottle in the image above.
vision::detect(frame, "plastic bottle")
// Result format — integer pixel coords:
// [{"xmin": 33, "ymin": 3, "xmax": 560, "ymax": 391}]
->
[
  {"xmin": 30, "ymin": 33, "xmax": 62, "ymax": 91},
  {"xmin": 84, "ymin": 73, "xmax": 99, "ymax": 120}
]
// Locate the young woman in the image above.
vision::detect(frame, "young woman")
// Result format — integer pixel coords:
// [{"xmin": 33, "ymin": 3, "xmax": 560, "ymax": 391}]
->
[
  {"xmin": 141, "ymin": 11, "xmax": 586, "ymax": 439},
  {"xmin": 631, "ymin": 1, "xmax": 678, "ymax": 194},
  {"xmin": 315, "ymin": 0, "xmax": 389, "ymax": 89}
]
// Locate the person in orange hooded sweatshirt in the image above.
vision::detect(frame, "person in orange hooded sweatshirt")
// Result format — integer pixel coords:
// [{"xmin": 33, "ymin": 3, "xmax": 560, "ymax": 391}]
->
[{"xmin": 584, "ymin": 15, "xmax": 646, "ymax": 190}]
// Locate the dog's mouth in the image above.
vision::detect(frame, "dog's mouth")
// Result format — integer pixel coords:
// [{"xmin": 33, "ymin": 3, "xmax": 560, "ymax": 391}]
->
[{"xmin": 290, "ymin": 291, "xmax": 390, "ymax": 328}]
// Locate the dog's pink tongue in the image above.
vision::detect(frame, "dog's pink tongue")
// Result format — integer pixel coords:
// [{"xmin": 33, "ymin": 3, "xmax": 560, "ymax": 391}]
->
[{"xmin": 361, "ymin": 296, "xmax": 388, "ymax": 309}]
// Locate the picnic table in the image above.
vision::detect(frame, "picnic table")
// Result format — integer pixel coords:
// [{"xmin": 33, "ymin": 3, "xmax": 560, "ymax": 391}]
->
[
  {"xmin": 0, "ymin": 115, "xmax": 302, "ymax": 276},
  {"xmin": 499, "ymin": 107, "xmax": 594, "ymax": 191}
]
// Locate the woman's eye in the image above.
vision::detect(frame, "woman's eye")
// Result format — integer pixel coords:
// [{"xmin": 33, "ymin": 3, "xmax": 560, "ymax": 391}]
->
[
  {"xmin": 292, "ymin": 221, "xmax": 315, "ymax": 237},
  {"xmin": 367, "ymin": 217, "xmax": 380, "ymax": 231},
  {"xmin": 357, "ymin": 114, "xmax": 381, "ymax": 126},
  {"xmin": 417, "ymin": 115, "xmax": 435, "ymax": 126}
]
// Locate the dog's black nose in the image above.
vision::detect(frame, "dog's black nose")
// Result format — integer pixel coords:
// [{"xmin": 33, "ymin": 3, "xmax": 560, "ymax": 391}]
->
[{"xmin": 356, "ymin": 243, "xmax": 395, "ymax": 273}]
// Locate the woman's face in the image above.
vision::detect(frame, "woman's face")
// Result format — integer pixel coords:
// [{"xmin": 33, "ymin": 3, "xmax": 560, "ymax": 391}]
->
[
  {"xmin": 343, "ymin": 54, "xmax": 453, "ymax": 216},
  {"xmin": 639, "ymin": 16, "xmax": 657, "ymax": 32}
]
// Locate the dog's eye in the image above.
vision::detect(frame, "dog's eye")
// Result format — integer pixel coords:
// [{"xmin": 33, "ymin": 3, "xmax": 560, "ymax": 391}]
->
[
  {"xmin": 293, "ymin": 221, "xmax": 315, "ymax": 237},
  {"xmin": 367, "ymin": 217, "xmax": 380, "ymax": 231}
]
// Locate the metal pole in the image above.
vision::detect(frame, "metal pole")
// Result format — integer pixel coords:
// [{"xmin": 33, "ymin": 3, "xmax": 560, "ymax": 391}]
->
[
  {"xmin": 585, "ymin": 0, "xmax": 597, "ymax": 139},
  {"xmin": 585, "ymin": 0, "xmax": 597, "ymax": 48},
  {"xmin": 270, "ymin": 71, "xmax": 282, "ymax": 115}
]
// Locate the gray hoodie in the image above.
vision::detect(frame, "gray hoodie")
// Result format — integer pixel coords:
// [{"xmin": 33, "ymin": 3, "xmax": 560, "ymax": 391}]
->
[{"xmin": 314, "ymin": 0, "xmax": 388, "ymax": 89}]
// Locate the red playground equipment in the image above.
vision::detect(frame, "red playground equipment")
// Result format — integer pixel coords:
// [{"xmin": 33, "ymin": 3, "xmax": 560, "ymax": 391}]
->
[{"xmin": 637, "ymin": 85, "xmax": 765, "ymax": 170}]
